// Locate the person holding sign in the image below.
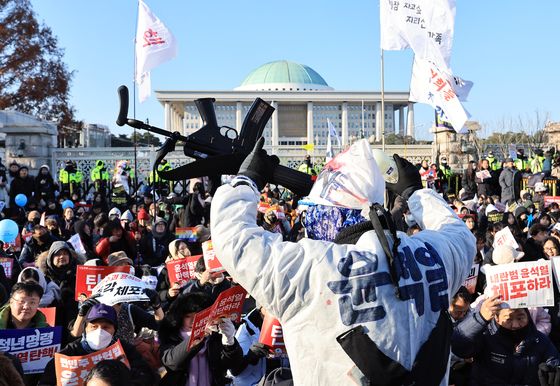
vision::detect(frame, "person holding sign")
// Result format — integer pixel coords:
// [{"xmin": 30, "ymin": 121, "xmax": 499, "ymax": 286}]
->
[
  {"xmin": 181, "ymin": 256, "xmax": 232, "ymax": 303},
  {"xmin": 452, "ymin": 297, "xmax": 559, "ymax": 386},
  {"xmin": 39, "ymin": 303, "xmax": 156, "ymax": 386},
  {"xmin": 158, "ymin": 292, "xmax": 243, "ymax": 386},
  {"xmin": 211, "ymin": 139, "xmax": 476, "ymax": 385},
  {"xmin": 0, "ymin": 282, "xmax": 49, "ymax": 329},
  {"xmin": 156, "ymin": 239, "xmax": 193, "ymax": 311}
]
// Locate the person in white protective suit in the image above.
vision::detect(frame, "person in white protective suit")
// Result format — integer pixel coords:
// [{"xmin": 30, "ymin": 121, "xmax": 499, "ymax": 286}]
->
[{"xmin": 210, "ymin": 138, "xmax": 476, "ymax": 386}]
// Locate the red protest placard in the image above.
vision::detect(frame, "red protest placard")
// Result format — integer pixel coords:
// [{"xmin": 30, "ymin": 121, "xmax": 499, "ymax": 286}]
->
[
  {"xmin": 259, "ymin": 314, "xmax": 287, "ymax": 358},
  {"xmin": 187, "ymin": 285, "xmax": 247, "ymax": 350},
  {"xmin": 485, "ymin": 260, "xmax": 554, "ymax": 308},
  {"xmin": 166, "ymin": 255, "xmax": 201, "ymax": 286},
  {"xmin": 545, "ymin": 196, "xmax": 560, "ymax": 208},
  {"xmin": 38, "ymin": 307, "xmax": 56, "ymax": 327},
  {"xmin": 462, "ymin": 263, "xmax": 480, "ymax": 294},
  {"xmin": 55, "ymin": 340, "xmax": 130, "ymax": 386},
  {"xmin": 202, "ymin": 240, "xmax": 225, "ymax": 273},
  {"xmin": 75, "ymin": 265, "xmax": 133, "ymax": 301},
  {"xmin": 0, "ymin": 257, "xmax": 14, "ymax": 279}
]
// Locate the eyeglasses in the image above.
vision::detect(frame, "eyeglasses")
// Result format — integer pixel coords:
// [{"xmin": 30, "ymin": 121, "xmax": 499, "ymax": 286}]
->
[
  {"xmin": 544, "ymin": 247, "xmax": 558, "ymax": 252},
  {"xmin": 11, "ymin": 298, "xmax": 39, "ymax": 308}
]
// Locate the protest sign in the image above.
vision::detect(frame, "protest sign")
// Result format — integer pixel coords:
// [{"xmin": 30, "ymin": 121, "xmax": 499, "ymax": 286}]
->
[
  {"xmin": 67, "ymin": 233, "xmax": 86, "ymax": 255},
  {"xmin": 55, "ymin": 340, "xmax": 129, "ymax": 386},
  {"xmin": 259, "ymin": 315, "xmax": 287, "ymax": 358},
  {"xmin": 38, "ymin": 307, "xmax": 56, "ymax": 326},
  {"xmin": 0, "ymin": 256, "xmax": 14, "ymax": 279},
  {"xmin": 75, "ymin": 265, "xmax": 133, "ymax": 301},
  {"xmin": 485, "ymin": 260, "xmax": 553, "ymax": 308},
  {"xmin": 188, "ymin": 285, "xmax": 247, "ymax": 350},
  {"xmin": 462, "ymin": 263, "xmax": 479, "ymax": 294},
  {"xmin": 166, "ymin": 255, "xmax": 201, "ymax": 285},
  {"xmin": 0, "ymin": 327, "xmax": 62, "ymax": 374},
  {"xmin": 550, "ymin": 257, "xmax": 560, "ymax": 288},
  {"xmin": 202, "ymin": 240, "xmax": 224, "ymax": 273},
  {"xmin": 493, "ymin": 226, "xmax": 519, "ymax": 250},
  {"xmin": 475, "ymin": 170, "xmax": 491, "ymax": 180},
  {"xmin": 544, "ymin": 196, "xmax": 560, "ymax": 208},
  {"xmin": 91, "ymin": 272, "xmax": 149, "ymax": 306},
  {"xmin": 175, "ymin": 227, "xmax": 198, "ymax": 242}
]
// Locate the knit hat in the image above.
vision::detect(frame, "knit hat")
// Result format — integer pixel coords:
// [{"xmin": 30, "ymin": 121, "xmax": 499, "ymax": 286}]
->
[
  {"xmin": 153, "ymin": 217, "xmax": 166, "ymax": 226},
  {"xmin": 137, "ymin": 208, "xmax": 150, "ymax": 221},
  {"xmin": 492, "ymin": 244, "xmax": 524, "ymax": 265},
  {"xmin": 514, "ymin": 206, "xmax": 528, "ymax": 218},
  {"xmin": 120, "ymin": 210, "xmax": 134, "ymax": 222},
  {"xmin": 107, "ymin": 251, "xmax": 133, "ymax": 266},
  {"xmin": 108, "ymin": 207, "xmax": 121, "ymax": 219},
  {"xmin": 485, "ymin": 204, "xmax": 499, "ymax": 216}
]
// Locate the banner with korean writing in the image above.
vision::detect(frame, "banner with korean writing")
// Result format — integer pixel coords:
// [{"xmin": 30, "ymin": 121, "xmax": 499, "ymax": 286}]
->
[
  {"xmin": 485, "ymin": 260, "xmax": 553, "ymax": 308},
  {"xmin": 166, "ymin": 255, "xmax": 201, "ymax": 285},
  {"xmin": 75, "ymin": 265, "xmax": 133, "ymax": 301},
  {"xmin": 493, "ymin": 226, "xmax": 520, "ymax": 250},
  {"xmin": 68, "ymin": 233, "xmax": 86, "ymax": 255},
  {"xmin": 0, "ymin": 327, "xmax": 62, "ymax": 374},
  {"xmin": 462, "ymin": 263, "xmax": 479, "ymax": 294},
  {"xmin": 0, "ymin": 257, "xmax": 14, "ymax": 279},
  {"xmin": 175, "ymin": 227, "xmax": 198, "ymax": 242},
  {"xmin": 38, "ymin": 307, "xmax": 56, "ymax": 327},
  {"xmin": 55, "ymin": 340, "xmax": 129, "ymax": 386},
  {"xmin": 550, "ymin": 257, "xmax": 560, "ymax": 289},
  {"xmin": 188, "ymin": 285, "xmax": 247, "ymax": 350},
  {"xmin": 91, "ymin": 272, "xmax": 149, "ymax": 306},
  {"xmin": 545, "ymin": 196, "xmax": 560, "ymax": 208},
  {"xmin": 202, "ymin": 240, "xmax": 225, "ymax": 273},
  {"xmin": 259, "ymin": 315, "xmax": 287, "ymax": 358}
]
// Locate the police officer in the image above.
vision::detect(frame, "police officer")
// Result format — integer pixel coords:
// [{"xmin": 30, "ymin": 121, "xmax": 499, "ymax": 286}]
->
[
  {"xmin": 90, "ymin": 160, "xmax": 109, "ymax": 195},
  {"xmin": 58, "ymin": 161, "xmax": 83, "ymax": 199},
  {"xmin": 530, "ymin": 149, "xmax": 545, "ymax": 174},
  {"xmin": 298, "ymin": 155, "xmax": 317, "ymax": 177},
  {"xmin": 211, "ymin": 138, "xmax": 476, "ymax": 385},
  {"xmin": 485, "ymin": 151, "xmax": 500, "ymax": 171},
  {"xmin": 148, "ymin": 159, "xmax": 172, "ymax": 197},
  {"xmin": 514, "ymin": 148, "xmax": 529, "ymax": 173}
]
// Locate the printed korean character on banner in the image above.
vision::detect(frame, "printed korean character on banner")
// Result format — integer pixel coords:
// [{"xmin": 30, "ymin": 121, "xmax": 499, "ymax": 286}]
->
[
  {"xmin": 499, "ymin": 272, "xmax": 509, "ymax": 282},
  {"xmin": 509, "ymin": 270, "xmax": 519, "ymax": 280},
  {"xmin": 0, "ymin": 338, "xmax": 9, "ymax": 352},
  {"xmin": 91, "ymin": 353, "xmax": 104, "ymax": 365},
  {"xmin": 30, "ymin": 349, "xmax": 41, "ymax": 362},
  {"xmin": 16, "ymin": 351, "xmax": 29, "ymax": 364},
  {"xmin": 540, "ymin": 265, "xmax": 550, "ymax": 276},
  {"xmin": 530, "ymin": 267, "xmax": 540, "ymax": 276},
  {"xmin": 509, "ymin": 281, "xmax": 528, "ymax": 299},
  {"xmin": 25, "ymin": 329, "xmax": 41, "ymax": 349},
  {"xmin": 12, "ymin": 336, "xmax": 26, "ymax": 351},
  {"xmin": 520, "ymin": 268, "xmax": 530, "ymax": 279},
  {"xmin": 60, "ymin": 369, "xmax": 80, "ymax": 385},
  {"xmin": 39, "ymin": 331, "xmax": 54, "ymax": 346},
  {"xmin": 490, "ymin": 282, "xmax": 510, "ymax": 301},
  {"xmin": 539, "ymin": 276, "xmax": 551, "ymax": 290}
]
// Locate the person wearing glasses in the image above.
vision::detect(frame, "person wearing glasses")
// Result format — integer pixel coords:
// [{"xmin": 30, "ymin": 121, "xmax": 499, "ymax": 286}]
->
[{"xmin": 0, "ymin": 281, "xmax": 50, "ymax": 329}]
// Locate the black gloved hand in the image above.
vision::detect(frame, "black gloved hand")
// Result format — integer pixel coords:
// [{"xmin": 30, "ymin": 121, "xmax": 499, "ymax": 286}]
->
[
  {"xmin": 238, "ymin": 137, "xmax": 280, "ymax": 191},
  {"xmin": 246, "ymin": 342, "xmax": 270, "ymax": 365},
  {"xmin": 385, "ymin": 154, "xmax": 423, "ymax": 200},
  {"xmin": 78, "ymin": 297, "xmax": 100, "ymax": 317},
  {"xmin": 537, "ymin": 363, "xmax": 560, "ymax": 386},
  {"xmin": 143, "ymin": 288, "xmax": 161, "ymax": 309}
]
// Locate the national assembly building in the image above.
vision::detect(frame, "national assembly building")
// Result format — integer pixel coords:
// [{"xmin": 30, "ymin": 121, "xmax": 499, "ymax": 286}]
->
[{"xmin": 156, "ymin": 60, "xmax": 415, "ymax": 163}]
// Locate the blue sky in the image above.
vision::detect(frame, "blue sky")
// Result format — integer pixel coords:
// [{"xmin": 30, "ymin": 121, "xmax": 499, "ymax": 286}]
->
[{"xmin": 31, "ymin": 0, "xmax": 560, "ymax": 140}]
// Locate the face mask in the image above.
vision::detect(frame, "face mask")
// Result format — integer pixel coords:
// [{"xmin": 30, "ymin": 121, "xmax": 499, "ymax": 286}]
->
[
  {"xmin": 209, "ymin": 274, "xmax": 225, "ymax": 285},
  {"xmin": 85, "ymin": 328, "xmax": 113, "ymax": 350},
  {"xmin": 472, "ymin": 164, "xmax": 477, "ymax": 170}
]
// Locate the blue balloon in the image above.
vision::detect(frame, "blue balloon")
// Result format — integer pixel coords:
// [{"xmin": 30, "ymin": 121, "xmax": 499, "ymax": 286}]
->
[
  {"xmin": 0, "ymin": 219, "xmax": 19, "ymax": 243},
  {"xmin": 15, "ymin": 194, "xmax": 27, "ymax": 207},
  {"xmin": 62, "ymin": 200, "xmax": 74, "ymax": 210}
]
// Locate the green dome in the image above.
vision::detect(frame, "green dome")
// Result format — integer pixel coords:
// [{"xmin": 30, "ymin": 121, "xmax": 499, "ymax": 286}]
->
[{"xmin": 235, "ymin": 60, "xmax": 333, "ymax": 91}]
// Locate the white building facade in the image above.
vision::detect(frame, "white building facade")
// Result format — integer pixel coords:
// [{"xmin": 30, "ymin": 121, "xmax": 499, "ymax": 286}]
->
[{"xmin": 155, "ymin": 60, "xmax": 415, "ymax": 161}]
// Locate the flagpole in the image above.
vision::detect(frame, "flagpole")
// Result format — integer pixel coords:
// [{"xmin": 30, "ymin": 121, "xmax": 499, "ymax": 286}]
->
[
  {"xmin": 381, "ymin": 49, "xmax": 386, "ymax": 152},
  {"xmin": 132, "ymin": 0, "xmax": 139, "ymax": 197}
]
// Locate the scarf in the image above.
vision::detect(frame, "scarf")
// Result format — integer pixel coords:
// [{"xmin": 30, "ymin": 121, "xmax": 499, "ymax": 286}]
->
[{"xmin": 186, "ymin": 341, "xmax": 211, "ymax": 386}]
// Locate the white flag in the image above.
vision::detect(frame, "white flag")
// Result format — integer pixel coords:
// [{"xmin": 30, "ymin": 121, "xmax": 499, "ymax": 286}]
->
[
  {"xmin": 409, "ymin": 58, "xmax": 470, "ymax": 133},
  {"xmin": 137, "ymin": 71, "xmax": 151, "ymax": 103},
  {"xmin": 326, "ymin": 127, "xmax": 334, "ymax": 163},
  {"xmin": 380, "ymin": 0, "xmax": 456, "ymax": 70},
  {"xmin": 135, "ymin": 0, "xmax": 177, "ymax": 82},
  {"xmin": 327, "ymin": 118, "xmax": 341, "ymax": 148}
]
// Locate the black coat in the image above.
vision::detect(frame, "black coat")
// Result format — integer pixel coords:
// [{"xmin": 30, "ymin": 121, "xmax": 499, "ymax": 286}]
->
[
  {"xmin": 9, "ymin": 175, "xmax": 35, "ymax": 206},
  {"xmin": 159, "ymin": 327, "xmax": 243, "ymax": 386}
]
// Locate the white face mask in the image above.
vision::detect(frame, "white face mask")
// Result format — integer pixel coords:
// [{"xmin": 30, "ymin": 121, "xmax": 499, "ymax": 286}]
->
[
  {"xmin": 85, "ymin": 328, "xmax": 113, "ymax": 350},
  {"xmin": 209, "ymin": 274, "xmax": 225, "ymax": 285}
]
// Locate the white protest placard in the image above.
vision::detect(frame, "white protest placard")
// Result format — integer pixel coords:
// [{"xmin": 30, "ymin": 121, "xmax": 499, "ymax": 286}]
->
[
  {"xmin": 484, "ymin": 260, "xmax": 554, "ymax": 308},
  {"xmin": 549, "ymin": 256, "xmax": 560, "ymax": 289},
  {"xmin": 91, "ymin": 272, "xmax": 149, "ymax": 306},
  {"xmin": 493, "ymin": 226, "xmax": 519, "ymax": 250},
  {"xmin": 68, "ymin": 233, "xmax": 86, "ymax": 255}
]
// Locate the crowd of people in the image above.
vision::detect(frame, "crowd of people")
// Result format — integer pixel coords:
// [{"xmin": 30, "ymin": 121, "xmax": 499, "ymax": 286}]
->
[{"xmin": 0, "ymin": 142, "xmax": 560, "ymax": 386}]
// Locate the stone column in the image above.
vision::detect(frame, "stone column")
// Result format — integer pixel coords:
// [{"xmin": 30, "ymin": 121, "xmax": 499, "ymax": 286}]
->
[
  {"xmin": 342, "ymin": 102, "xmax": 348, "ymax": 147},
  {"xmin": 271, "ymin": 101, "xmax": 279, "ymax": 153},
  {"xmin": 307, "ymin": 102, "xmax": 314, "ymax": 153},
  {"xmin": 375, "ymin": 102, "xmax": 382, "ymax": 142},
  {"xmin": 236, "ymin": 102, "xmax": 243, "ymax": 132},
  {"xmin": 406, "ymin": 103, "xmax": 415, "ymax": 137},
  {"xmin": 164, "ymin": 102, "xmax": 172, "ymax": 132},
  {"xmin": 399, "ymin": 107, "xmax": 405, "ymax": 136}
]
